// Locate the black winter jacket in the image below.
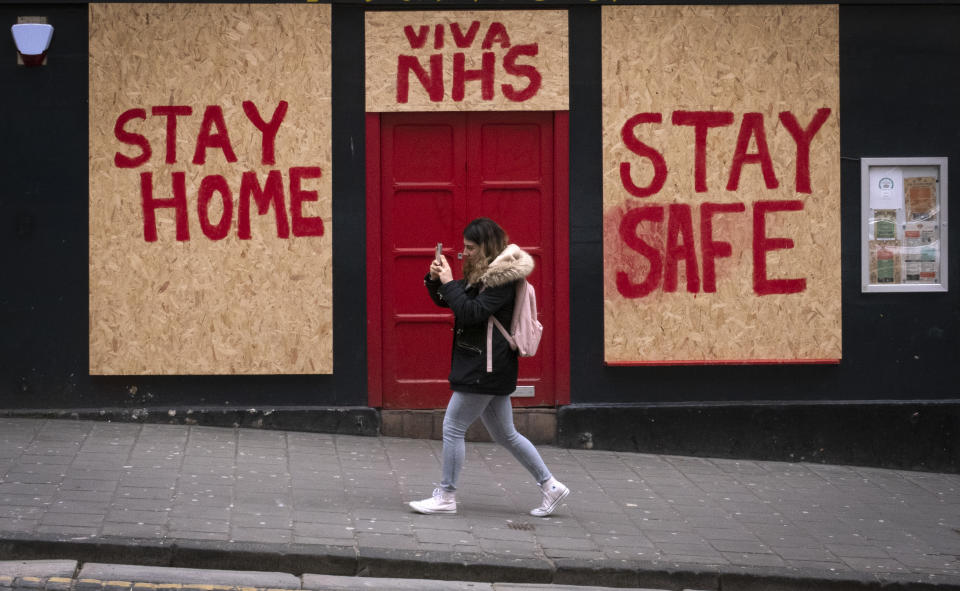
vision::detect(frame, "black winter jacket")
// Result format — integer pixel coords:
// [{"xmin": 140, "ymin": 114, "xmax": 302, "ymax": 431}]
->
[{"xmin": 424, "ymin": 244, "xmax": 534, "ymax": 395}]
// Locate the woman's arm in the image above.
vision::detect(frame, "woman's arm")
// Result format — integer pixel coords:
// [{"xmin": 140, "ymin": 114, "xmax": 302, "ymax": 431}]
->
[
  {"xmin": 439, "ymin": 281, "xmax": 512, "ymax": 325},
  {"xmin": 424, "ymin": 274, "xmax": 450, "ymax": 308}
]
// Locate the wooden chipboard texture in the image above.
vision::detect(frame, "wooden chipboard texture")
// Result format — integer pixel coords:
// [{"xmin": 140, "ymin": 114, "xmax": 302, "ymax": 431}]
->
[
  {"xmin": 602, "ymin": 5, "xmax": 842, "ymax": 364},
  {"xmin": 89, "ymin": 4, "xmax": 333, "ymax": 374}
]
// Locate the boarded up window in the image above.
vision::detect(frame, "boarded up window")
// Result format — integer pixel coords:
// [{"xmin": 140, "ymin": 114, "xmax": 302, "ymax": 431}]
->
[
  {"xmin": 89, "ymin": 4, "xmax": 333, "ymax": 374},
  {"xmin": 602, "ymin": 5, "xmax": 841, "ymax": 364}
]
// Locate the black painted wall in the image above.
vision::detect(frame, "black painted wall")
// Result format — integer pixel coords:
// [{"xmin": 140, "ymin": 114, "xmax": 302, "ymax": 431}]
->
[
  {"xmin": 0, "ymin": 3, "xmax": 369, "ymax": 411},
  {"xmin": 1, "ymin": 3, "xmax": 958, "ymax": 415}
]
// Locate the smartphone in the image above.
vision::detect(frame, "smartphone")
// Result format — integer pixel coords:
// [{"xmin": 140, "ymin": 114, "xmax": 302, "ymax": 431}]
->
[{"xmin": 435, "ymin": 242, "xmax": 443, "ymax": 263}]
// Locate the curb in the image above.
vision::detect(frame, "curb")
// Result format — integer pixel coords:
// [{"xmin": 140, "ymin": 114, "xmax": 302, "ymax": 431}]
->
[
  {"xmin": 0, "ymin": 576, "xmax": 302, "ymax": 591},
  {"xmin": 0, "ymin": 575, "xmax": 71, "ymax": 590},
  {"xmin": 2, "ymin": 535, "xmax": 960, "ymax": 591},
  {"xmin": 0, "ymin": 573, "xmax": 705, "ymax": 591}
]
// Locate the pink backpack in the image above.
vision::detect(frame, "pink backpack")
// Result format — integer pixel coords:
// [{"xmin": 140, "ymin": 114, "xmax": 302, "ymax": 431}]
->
[{"xmin": 486, "ymin": 279, "xmax": 543, "ymax": 372}]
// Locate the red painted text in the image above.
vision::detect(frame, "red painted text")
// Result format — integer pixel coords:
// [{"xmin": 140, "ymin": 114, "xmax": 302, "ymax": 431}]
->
[
  {"xmin": 615, "ymin": 108, "xmax": 831, "ymax": 297},
  {"xmin": 396, "ymin": 21, "xmax": 542, "ymax": 103},
  {"xmin": 113, "ymin": 101, "xmax": 324, "ymax": 242}
]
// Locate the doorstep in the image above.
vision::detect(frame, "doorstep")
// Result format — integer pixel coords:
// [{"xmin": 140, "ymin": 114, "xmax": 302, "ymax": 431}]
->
[{"xmin": 380, "ymin": 408, "xmax": 556, "ymax": 444}]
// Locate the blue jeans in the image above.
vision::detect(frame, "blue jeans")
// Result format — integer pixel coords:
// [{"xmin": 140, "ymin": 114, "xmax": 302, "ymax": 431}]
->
[{"xmin": 441, "ymin": 391, "xmax": 551, "ymax": 492}]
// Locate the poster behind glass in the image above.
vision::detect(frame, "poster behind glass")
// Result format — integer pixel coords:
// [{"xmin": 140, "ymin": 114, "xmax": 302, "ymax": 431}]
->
[{"xmin": 862, "ymin": 158, "xmax": 948, "ymax": 292}]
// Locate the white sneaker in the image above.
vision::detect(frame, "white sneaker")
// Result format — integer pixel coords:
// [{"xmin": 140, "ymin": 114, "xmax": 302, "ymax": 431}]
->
[
  {"xmin": 530, "ymin": 477, "xmax": 569, "ymax": 517},
  {"xmin": 409, "ymin": 487, "xmax": 457, "ymax": 515}
]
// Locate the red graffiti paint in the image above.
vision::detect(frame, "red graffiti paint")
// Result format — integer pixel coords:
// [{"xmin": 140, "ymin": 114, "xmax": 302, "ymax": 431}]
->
[
  {"xmin": 140, "ymin": 171, "xmax": 189, "ymax": 242},
  {"xmin": 242, "ymin": 100, "xmax": 288, "ymax": 166},
  {"xmin": 700, "ymin": 202, "xmax": 747, "ymax": 293},
  {"xmin": 616, "ymin": 205, "xmax": 665, "ymax": 299},
  {"xmin": 112, "ymin": 101, "xmax": 325, "ymax": 243},
  {"xmin": 238, "ymin": 170, "xmax": 289, "ymax": 240},
  {"xmin": 501, "ymin": 44, "xmax": 541, "ymax": 102},
  {"xmin": 671, "ymin": 110, "xmax": 734, "ymax": 193},
  {"xmin": 397, "ymin": 54, "xmax": 444, "ymax": 103},
  {"xmin": 113, "ymin": 101, "xmax": 291, "ymax": 168},
  {"xmin": 610, "ymin": 108, "xmax": 832, "ymax": 298},
  {"xmin": 726, "ymin": 113, "xmax": 778, "ymax": 191},
  {"xmin": 752, "ymin": 200, "xmax": 806, "ymax": 295},
  {"xmin": 192, "ymin": 105, "xmax": 238, "ymax": 166},
  {"xmin": 138, "ymin": 168, "xmax": 321, "ymax": 242},
  {"xmin": 197, "ymin": 174, "xmax": 233, "ymax": 241},
  {"xmin": 612, "ymin": 200, "xmax": 804, "ymax": 298},
  {"xmin": 452, "ymin": 52, "xmax": 496, "ymax": 101},
  {"xmin": 619, "ymin": 113, "xmax": 668, "ymax": 198},
  {"xmin": 395, "ymin": 20, "xmax": 541, "ymax": 104},
  {"xmin": 618, "ymin": 109, "xmax": 831, "ymax": 198},
  {"xmin": 114, "ymin": 109, "xmax": 151, "ymax": 169},
  {"xmin": 779, "ymin": 108, "xmax": 831, "ymax": 194},
  {"xmin": 664, "ymin": 203, "xmax": 699, "ymax": 294},
  {"xmin": 290, "ymin": 166, "xmax": 325, "ymax": 238},
  {"xmin": 151, "ymin": 105, "xmax": 192, "ymax": 164}
]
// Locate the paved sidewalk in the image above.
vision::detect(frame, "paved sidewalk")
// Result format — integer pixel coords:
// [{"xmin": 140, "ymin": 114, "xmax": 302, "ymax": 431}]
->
[{"xmin": 0, "ymin": 418, "xmax": 958, "ymax": 590}]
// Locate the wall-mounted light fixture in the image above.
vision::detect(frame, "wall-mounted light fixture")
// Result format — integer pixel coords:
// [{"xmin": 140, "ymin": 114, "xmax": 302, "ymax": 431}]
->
[{"xmin": 12, "ymin": 20, "xmax": 53, "ymax": 67}]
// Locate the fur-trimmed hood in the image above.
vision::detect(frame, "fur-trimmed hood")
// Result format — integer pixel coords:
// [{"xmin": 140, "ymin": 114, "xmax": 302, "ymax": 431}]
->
[{"xmin": 480, "ymin": 244, "xmax": 534, "ymax": 288}]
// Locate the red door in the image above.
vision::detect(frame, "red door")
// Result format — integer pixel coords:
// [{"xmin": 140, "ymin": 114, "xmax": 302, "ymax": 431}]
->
[{"xmin": 367, "ymin": 111, "xmax": 568, "ymax": 409}]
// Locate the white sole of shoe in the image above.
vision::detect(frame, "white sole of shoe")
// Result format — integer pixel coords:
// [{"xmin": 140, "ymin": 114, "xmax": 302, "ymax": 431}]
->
[
  {"xmin": 408, "ymin": 501, "xmax": 457, "ymax": 515},
  {"xmin": 530, "ymin": 487, "xmax": 570, "ymax": 517}
]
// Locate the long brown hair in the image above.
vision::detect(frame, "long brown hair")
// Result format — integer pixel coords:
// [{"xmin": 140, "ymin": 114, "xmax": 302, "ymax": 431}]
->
[{"xmin": 463, "ymin": 217, "xmax": 508, "ymax": 284}]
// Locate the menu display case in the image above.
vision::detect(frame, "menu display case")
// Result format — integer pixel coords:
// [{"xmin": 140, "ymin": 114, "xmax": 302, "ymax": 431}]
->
[{"xmin": 861, "ymin": 157, "xmax": 948, "ymax": 293}]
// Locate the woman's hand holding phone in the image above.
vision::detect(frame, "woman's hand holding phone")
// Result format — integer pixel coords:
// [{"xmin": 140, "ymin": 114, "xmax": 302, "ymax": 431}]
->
[
  {"xmin": 436, "ymin": 255, "xmax": 453, "ymax": 284},
  {"xmin": 429, "ymin": 243, "xmax": 453, "ymax": 284},
  {"xmin": 429, "ymin": 242, "xmax": 450, "ymax": 282},
  {"xmin": 430, "ymin": 258, "xmax": 451, "ymax": 282}
]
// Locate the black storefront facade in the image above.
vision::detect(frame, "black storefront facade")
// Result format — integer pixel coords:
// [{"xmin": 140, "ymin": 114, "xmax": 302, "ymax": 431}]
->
[{"xmin": 1, "ymin": 1, "xmax": 958, "ymax": 472}]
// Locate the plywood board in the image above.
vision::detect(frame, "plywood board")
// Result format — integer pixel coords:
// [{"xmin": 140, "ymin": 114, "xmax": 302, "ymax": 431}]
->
[
  {"xmin": 90, "ymin": 4, "xmax": 333, "ymax": 374},
  {"xmin": 602, "ymin": 5, "xmax": 841, "ymax": 364},
  {"xmin": 366, "ymin": 10, "xmax": 568, "ymax": 112}
]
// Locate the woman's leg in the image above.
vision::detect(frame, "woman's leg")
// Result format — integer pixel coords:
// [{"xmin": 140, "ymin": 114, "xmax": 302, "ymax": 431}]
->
[
  {"xmin": 440, "ymin": 391, "xmax": 494, "ymax": 492},
  {"xmin": 479, "ymin": 396, "xmax": 570, "ymax": 516},
  {"xmin": 479, "ymin": 395, "xmax": 551, "ymax": 484}
]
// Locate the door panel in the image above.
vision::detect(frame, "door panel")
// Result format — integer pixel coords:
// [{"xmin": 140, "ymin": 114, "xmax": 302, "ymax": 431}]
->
[
  {"xmin": 478, "ymin": 122, "xmax": 544, "ymax": 181},
  {"xmin": 393, "ymin": 125, "xmax": 457, "ymax": 181},
  {"xmin": 468, "ymin": 112, "xmax": 555, "ymax": 408},
  {"xmin": 379, "ymin": 112, "xmax": 555, "ymax": 409},
  {"xmin": 380, "ymin": 113, "xmax": 466, "ymax": 409},
  {"xmin": 391, "ymin": 190, "xmax": 456, "ymax": 245}
]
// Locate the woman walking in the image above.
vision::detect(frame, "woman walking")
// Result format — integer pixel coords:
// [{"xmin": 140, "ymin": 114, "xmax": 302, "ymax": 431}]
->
[{"xmin": 409, "ymin": 218, "xmax": 569, "ymax": 517}]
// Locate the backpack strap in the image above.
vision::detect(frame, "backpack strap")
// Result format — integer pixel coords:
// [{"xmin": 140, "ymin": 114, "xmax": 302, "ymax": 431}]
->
[
  {"xmin": 486, "ymin": 315, "xmax": 516, "ymax": 372},
  {"xmin": 481, "ymin": 282, "xmax": 517, "ymax": 373}
]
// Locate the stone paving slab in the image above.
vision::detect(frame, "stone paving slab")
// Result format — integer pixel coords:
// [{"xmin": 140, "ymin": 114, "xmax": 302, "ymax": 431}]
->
[
  {"xmin": 0, "ymin": 561, "xmax": 77, "ymax": 579},
  {"xmin": 1, "ymin": 419, "xmax": 960, "ymax": 590},
  {"xmin": 0, "ymin": 560, "xmax": 703, "ymax": 591},
  {"xmin": 76, "ymin": 564, "xmax": 299, "ymax": 589}
]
